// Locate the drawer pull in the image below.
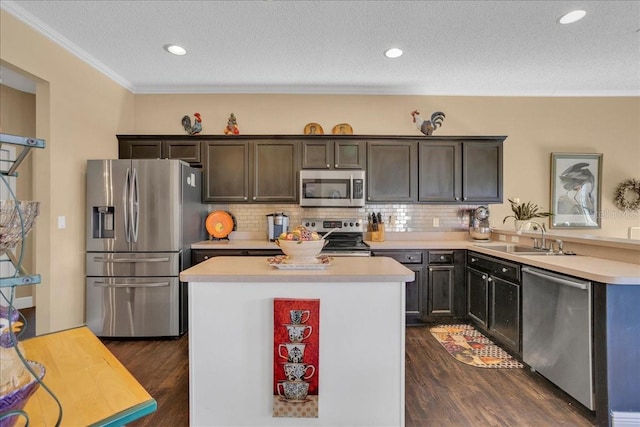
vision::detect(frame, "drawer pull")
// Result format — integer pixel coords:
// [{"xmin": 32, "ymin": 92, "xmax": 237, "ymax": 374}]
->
[
  {"xmin": 471, "ymin": 258, "xmax": 477, "ymax": 262},
  {"xmin": 502, "ymin": 267, "xmax": 508, "ymax": 273},
  {"xmin": 204, "ymin": 256, "xmax": 209, "ymax": 260},
  {"xmin": 440, "ymin": 255, "xmax": 445, "ymax": 260}
]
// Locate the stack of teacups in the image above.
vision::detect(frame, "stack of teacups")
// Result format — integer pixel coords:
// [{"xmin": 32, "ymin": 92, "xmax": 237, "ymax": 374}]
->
[{"xmin": 276, "ymin": 309, "xmax": 315, "ymax": 401}]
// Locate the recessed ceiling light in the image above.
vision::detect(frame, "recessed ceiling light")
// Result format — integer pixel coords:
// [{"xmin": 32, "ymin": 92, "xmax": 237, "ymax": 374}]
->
[
  {"xmin": 384, "ymin": 48, "xmax": 403, "ymax": 59},
  {"xmin": 558, "ymin": 10, "xmax": 586, "ymax": 24},
  {"xmin": 164, "ymin": 44, "xmax": 187, "ymax": 56}
]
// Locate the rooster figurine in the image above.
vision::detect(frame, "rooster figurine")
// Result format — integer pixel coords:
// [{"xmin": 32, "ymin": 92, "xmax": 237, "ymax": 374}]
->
[
  {"xmin": 181, "ymin": 112, "xmax": 202, "ymax": 135},
  {"xmin": 411, "ymin": 110, "xmax": 445, "ymax": 136}
]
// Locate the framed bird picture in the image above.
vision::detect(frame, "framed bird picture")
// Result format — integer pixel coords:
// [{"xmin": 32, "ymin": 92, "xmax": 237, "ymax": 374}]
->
[{"xmin": 550, "ymin": 153, "xmax": 602, "ymax": 228}]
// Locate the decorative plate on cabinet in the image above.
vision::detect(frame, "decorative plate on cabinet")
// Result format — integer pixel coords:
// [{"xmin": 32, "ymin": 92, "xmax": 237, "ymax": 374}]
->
[
  {"xmin": 304, "ymin": 123, "xmax": 324, "ymax": 135},
  {"xmin": 205, "ymin": 211, "xmax": 234, "ymax": 239},
  {"xmin": 331, "ymin": 123, "xmax": 353, "ymax": 135}
]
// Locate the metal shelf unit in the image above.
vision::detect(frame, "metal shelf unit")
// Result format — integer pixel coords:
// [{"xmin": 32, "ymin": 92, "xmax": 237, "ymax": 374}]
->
[{"xmin": 1, "ymin": 132, "xmax": 45, "ymax": 288}]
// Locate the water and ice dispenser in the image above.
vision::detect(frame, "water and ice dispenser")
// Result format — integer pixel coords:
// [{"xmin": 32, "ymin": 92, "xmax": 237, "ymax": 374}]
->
[{"xmin": 92, "ymin": 206, "xmax": 114, "ymax": 238}]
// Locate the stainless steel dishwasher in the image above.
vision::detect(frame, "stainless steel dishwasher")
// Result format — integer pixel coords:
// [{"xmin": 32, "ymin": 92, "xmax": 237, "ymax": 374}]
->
[{"xmin": 522, "ymin": 267, "xmax": 594, "ymax": 410}]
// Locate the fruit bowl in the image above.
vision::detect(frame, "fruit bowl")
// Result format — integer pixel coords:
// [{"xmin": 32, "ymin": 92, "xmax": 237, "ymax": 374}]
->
[{"xmin": 275, "ymin": 239, "xmax": 327, "ymax": 263}]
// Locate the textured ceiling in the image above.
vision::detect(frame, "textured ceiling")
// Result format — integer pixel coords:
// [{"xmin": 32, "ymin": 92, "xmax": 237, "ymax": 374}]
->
[{"xmin": 2, "ymin": 0, "xmax": 639, "ymax": 96}]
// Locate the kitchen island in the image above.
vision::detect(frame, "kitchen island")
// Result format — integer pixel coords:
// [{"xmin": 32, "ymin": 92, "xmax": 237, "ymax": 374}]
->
[{"xmin": 180, "ymin": 256, "xmax": 414, "ymax": 427}]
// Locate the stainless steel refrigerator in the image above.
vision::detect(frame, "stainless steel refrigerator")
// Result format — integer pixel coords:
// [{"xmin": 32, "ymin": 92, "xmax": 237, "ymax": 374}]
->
[{"xmin": 85, "ymin": 159, "xmax": 206, "ymax": 338}]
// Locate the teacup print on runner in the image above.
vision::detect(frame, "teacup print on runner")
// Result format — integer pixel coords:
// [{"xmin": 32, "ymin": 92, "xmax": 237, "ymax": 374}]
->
[{"xmin": 273, "ymin": 298, "xmax": 320, "ymax": 418}]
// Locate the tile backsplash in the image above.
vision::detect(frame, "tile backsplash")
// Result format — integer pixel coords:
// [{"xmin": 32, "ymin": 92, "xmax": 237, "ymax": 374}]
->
[{"xmin": 207, "ymin": 203, "xmax": 484, "ymax": 236}]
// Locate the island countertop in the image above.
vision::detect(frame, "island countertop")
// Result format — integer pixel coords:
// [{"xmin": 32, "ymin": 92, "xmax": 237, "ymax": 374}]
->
[{"xmin": 180, "ymin": 256, "xmax": 415, "ymax": 283}]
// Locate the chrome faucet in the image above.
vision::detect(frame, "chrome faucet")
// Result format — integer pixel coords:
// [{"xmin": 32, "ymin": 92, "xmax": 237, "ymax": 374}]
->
[{"xmin": 530, "ymin": 222, "xmax": 548, "ymax": 250}]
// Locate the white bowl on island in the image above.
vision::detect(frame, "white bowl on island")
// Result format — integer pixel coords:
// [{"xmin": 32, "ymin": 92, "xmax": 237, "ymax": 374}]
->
[{"xmin": 276, "ymin": 239, "xmax": 327, "ymax": 263}]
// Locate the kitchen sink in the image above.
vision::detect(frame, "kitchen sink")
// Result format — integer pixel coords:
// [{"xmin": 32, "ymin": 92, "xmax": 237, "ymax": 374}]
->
[{"xmin": 473, "ymin": 244, "xmax": 555, "ymax": 255}]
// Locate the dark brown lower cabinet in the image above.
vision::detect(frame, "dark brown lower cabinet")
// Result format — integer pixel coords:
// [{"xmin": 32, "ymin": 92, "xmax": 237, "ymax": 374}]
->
[
  {"xmin": 372, "ymin": 250, "xmax": 426, "ymax": 325},
  {"xmin": 489, "ymin": 276, "xmax": 520, "ymax": 352},
  {"xmin": 466, "ymin": 251, "xmax": 521, "ymax": 355},
  {"xmin": 426, "ymin": 250, "xmax": 466, "ymax": 322},
  {"xmin": 192, "ymin": 249, "xmax": 282, "ymax": 265},
  {"xmin": 428, "ymin": 265, "xmax": 455, "ymax": 316},
  {"xmin": 467, "ymin": 267, "xmax": 489, "ymax": 328}
]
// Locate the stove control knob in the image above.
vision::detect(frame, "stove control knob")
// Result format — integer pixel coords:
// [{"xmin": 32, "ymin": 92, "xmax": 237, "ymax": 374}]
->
[
  {"xmin": 343, "ymin": 222, "xmax": 348, "ymax": 227},
  {"xmin": 350, "ymin": 222, "xmax": 354, "ymax": 227},
  {"xmin": 355, "ymin": 222, "xmax": 360, "ymax": 227},
  {"xmin": 311, "ymin": 222, "xmax": 316, "ymax": 227}
]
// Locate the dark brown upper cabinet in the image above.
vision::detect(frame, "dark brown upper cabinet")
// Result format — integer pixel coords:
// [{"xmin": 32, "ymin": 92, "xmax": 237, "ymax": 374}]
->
[
  {"xmin": 301, "ymin": 139, "xmax": 365, "ymax": 169},
  {"xmin": 201, "ymin": 139, "xmax": 298, "ymax": 203},
  {"xmin": 419, "ymin": 138, "xmax": 504, "ymax": 203},
  {"xmin": 366, "ymin": 140, "xmax": 418, "ymax": 203},
  {"xmin": 118, "ymin": 136, "xmax": 201, "ymax": 165}
]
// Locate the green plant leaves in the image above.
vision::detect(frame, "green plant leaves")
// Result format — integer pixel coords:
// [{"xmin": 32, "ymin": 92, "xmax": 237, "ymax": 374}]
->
[{"xmin": 503, "ymin": 198, "xmax": 552, "ymax": 223}]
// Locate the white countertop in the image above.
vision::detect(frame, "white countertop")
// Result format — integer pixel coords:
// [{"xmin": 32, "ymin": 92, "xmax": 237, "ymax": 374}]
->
[
  {"xmin": 180, "ymin": 256, "xmax": 415, "ymax": 283},
  {"xmin": 467, "ymin": 244, "xmax": 640, "ymax": 285},
  {"xmin": 191, "ymin": 238, "xmax": 639, "ymax": 285}
]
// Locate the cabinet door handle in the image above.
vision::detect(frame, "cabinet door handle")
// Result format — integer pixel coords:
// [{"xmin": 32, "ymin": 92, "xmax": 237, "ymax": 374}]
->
[
  {"xmin": 429, "ymin": 267, "xmax": 433, "ymax": 272},
  {"xmin": 502, "ymin": 267, "xmax": 508, "ymax": 273},
  {"xmin": 243, "ymin": 196, "xmax": 248, "ymax": 200},
  {"xmin": 334, "ymin": 164, "xmax": 338, "ymax": 168},
  {"xmin": 482, "ymin": 274, "xmax": 488, "ymax": 280},
  {"xmin": 204, "ymin": 255, "xmax": 209, "ymax": 260},
  {"xmin": 487, "ymin": 277, "xmax": 493, "ymax": 282},
  {"xmin": 471, "ymin": 258, "xmax": 477, "ymax": 262},
  {"xmin": 327, "ymin": 164, "xmax": 330, "ymax": 168}
]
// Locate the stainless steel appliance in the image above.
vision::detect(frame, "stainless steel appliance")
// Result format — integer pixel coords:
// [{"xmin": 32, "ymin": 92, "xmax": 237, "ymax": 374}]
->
[
  {"xmin": 299, "ymin": 170, "xmax": 365, "ymax": 207},
  {"xmin": 301, "ymin": 218, "xmax": 370, "ymax": 256},
  {"xmin": 469, "ymin": 206, "xmax": 491, "ymax": 241},
  {"xmin": 522, "ymin": 267, "xmax": 594, "ymax": 410},
  {"xmin": 266, "ymin": 212, "xmax": 289, "ymax": 241},
  {"xmin": 85, "ymin": 159, "xmax": 207, "ymax": 338}
]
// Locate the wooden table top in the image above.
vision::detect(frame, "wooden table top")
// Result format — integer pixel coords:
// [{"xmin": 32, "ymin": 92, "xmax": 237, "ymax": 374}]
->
[{"xmin": 12, "ymin": 326, "xmax": 156, "ymax": 427}]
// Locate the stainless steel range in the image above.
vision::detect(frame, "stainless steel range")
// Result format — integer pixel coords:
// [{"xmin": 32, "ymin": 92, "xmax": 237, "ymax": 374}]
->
[{"xmin": 301, "ymin": 217, "xmax": 371, "ymax": 257}]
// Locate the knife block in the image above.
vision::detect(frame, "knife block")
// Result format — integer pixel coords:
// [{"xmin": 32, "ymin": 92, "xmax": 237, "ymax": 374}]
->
[{"xmin": 371, "ymin": 224, "xmax": 385, "ymax": 242}]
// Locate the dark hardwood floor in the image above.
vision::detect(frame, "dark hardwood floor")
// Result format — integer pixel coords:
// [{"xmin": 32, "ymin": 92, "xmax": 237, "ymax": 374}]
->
[{"xmin": 102, "ymin": 325, "xmax": 596, "ymax": 426}]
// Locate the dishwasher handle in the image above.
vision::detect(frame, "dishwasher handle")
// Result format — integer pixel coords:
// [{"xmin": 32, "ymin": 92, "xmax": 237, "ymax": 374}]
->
[{"xmin": 522, "ymin": 267, "xmax": 588, "ymax": 290}]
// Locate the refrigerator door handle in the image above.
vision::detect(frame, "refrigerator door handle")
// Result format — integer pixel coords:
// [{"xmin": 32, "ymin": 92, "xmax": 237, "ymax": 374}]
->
[
  {"xmin": 92, "ymin": 257, "xmax": 171, "ymax": 263},
  {"xmin": 93, "ymin": 281, "xmax": 170, "ymax": 288},
  {"xmin": 123, "ymin": 167, "xmax": 131, "ymax": 242},
  {"xmin": 131, "ymin": 167, "xmax": 140, "ymax": 242}
]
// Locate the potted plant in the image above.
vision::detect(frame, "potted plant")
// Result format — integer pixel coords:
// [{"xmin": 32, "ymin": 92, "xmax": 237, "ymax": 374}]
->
[{"xmin": 502, "ymin": 198, "xmax": 552, "ymax": 231}]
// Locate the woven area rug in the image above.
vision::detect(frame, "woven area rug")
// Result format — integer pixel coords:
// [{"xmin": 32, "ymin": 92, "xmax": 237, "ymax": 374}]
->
[{"xmin": 430, "ymin": 324, "xmax": 523, "ymax": 369}]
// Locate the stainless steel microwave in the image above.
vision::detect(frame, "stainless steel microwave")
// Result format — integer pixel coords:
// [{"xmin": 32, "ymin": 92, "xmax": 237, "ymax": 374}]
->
[{"xmin": 299, "ymin": 170, "xmax": 365, "ymax": 207}]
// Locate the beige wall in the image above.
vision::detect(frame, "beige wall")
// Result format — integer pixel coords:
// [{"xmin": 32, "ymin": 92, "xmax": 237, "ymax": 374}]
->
[
  {"xmin": 1, "ymin": 10, "xmax": 639, "ymax": 334},
  {"xmin": 1, "ymin": 10, "xmax": 136, "ymax": 334},
  {"xmin": 134, "ymin": 94, "xmax": 640, "ymax": 237}
]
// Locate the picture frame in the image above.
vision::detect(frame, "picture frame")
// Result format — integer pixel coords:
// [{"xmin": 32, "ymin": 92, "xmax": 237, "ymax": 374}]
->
[{"xmin": 550, "ymin": 153, "xmax": 602, "ymax": 229}]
